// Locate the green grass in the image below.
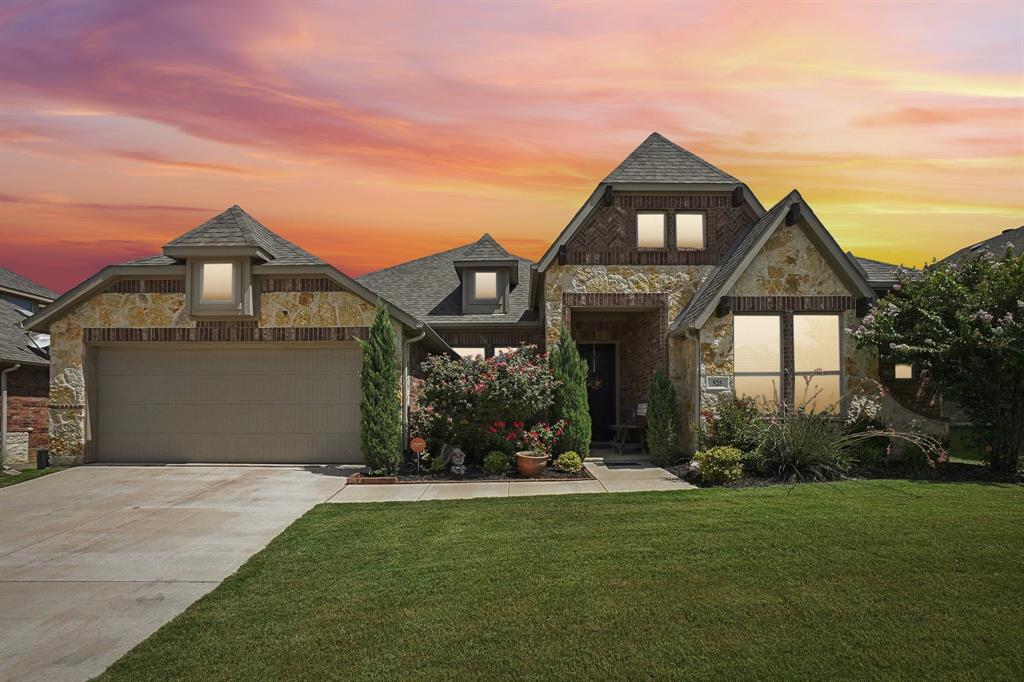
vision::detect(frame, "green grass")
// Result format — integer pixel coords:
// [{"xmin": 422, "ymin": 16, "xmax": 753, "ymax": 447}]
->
[
  {"xmin": 0, "ymin": 466, "xmax": 63, "ymax": 488},
  {"xmin": 98, "ymin": 481, "xmax": 1024, "ymax": 681}
]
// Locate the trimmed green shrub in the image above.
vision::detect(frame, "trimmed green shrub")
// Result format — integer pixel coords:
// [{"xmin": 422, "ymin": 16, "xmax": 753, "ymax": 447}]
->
[
  {"xmin": 693, "ymin": 446, "xmax": 743, "ymax": 484},
  {"xmin": 647, "ymin": 370, "xmax": 680, "ymax": 466},
  {"xmin": 484, "ymin": 451, "xmax": 509, "ymax": 475},
  {"xmin": 549, "ymin": 328, "xmax": 591, "ymax": 456},
  {"xmin": 358, "ymin": 304, "xmax": 401, "ymax": 474},
  {"xmin": 555, "ymin": 451, "xmax": 583, "ymax": 473}
]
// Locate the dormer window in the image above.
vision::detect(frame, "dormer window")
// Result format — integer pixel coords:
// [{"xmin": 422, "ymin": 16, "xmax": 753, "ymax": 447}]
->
[
  {"xmin": 200, "ymin": 262, "xmax": 236, "ymax": 303},
  {"xmin": 472, "ymin": 271, "xmax": 498, "ymax": 301},
  {"xmin": 676, "ymin": 213, "xmax": 706, "ymax": 250},
  {"xmin": 637, "ymin": 213, "xmax": 666, "ymax": 248},
  {"xmin": 188, "ymin": 258, "xmax": 254, "ymax": 317}
]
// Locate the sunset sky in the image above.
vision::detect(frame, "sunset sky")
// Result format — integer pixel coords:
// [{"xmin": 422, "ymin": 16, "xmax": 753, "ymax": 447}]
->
[{"xmin": 1, "ymin": 0, "xmax": 1022, "ymax": 294}]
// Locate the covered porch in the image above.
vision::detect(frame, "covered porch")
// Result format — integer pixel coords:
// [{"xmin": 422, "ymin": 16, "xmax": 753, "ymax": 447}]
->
[{"xmin": 568, "ymin": 305, "xmax": 668, "ymax": 449}]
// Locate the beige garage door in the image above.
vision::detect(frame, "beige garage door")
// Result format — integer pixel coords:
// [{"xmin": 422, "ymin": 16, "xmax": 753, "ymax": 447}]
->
[{"xmin": 94, "ymin": 345, "xmax": 363, "ymax": 464}]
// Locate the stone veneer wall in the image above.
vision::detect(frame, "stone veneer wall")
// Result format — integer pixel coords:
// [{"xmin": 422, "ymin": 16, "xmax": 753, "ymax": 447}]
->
[
  {"xmin": 544, "ymin": 264, "xmax": 709, "ymax": 445},
  {"xmin": 697, "ymin": 223, "xmax": 878, "ymax": 417},
  {"xmin": 47, "ymin": 280, "xmax": 381, "ymax": 465}
]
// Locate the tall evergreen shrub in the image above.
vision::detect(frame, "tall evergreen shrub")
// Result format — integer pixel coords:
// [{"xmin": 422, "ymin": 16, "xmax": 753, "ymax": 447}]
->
[
  {"xmin": 358, "ymin": 305, "xmax": 402, "ymax": 474},
  {"xmin": 549, "ymin": 327, "xmax": 591, "ymax": 455},
  {"xmin": 647, "ymin": 370, "xmax": 680, "ymax": 466}
]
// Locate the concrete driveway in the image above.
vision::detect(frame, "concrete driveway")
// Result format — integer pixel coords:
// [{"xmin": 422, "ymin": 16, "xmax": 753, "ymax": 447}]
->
[{"xmin": 0, "ymin": 465, "xmax": 350, "ymax": 682}]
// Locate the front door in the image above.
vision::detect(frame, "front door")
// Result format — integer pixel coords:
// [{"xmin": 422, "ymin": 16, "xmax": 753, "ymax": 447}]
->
[{"xmin": 578, "ymin": 343, "xmax": 616, "ymax": 442}]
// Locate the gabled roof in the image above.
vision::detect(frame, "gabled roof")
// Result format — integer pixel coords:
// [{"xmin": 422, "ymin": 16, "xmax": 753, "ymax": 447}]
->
[
  {"xmin": 670, "ymin": 190, "xmax": 875, "ymax": 334},
  {"xmin": 604, "ymin": 133, "xmax": 740, "ymax": 184},
  {"xmin": 940, "ymin": 225, "xmax": 1023, "ymax": 265},
  {"xmin": 357, "ymin": 234, "xmax": 538, "ymax": 326},
  {"xmin": 0, "ymin": 298, "xmax": 49, "ymax": 365},
  {"xmin": 0, "ymin": 267, "xmax": 57, "ymax": 302},
  {"xmin": 163, "ymin": 205, "xmax": 324, "ymax": 266},
  {"xmin": 536, "ymin": 132, "xmax": 761, "ymax": 271}
]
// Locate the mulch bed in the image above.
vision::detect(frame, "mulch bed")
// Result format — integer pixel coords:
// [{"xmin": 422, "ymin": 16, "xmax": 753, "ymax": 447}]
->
[
  {"xmin": 349, "ymin": 462, "xmax": 595, "ymax": 484},
  {"xmin": 664, "ymin": 460, "xmax": 1021, "ymax": 489}
]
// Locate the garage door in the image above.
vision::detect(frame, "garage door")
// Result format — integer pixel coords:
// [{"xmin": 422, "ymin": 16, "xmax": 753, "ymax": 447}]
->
[{"xmin": 94, "ymin": 345, "xmax": 363, "ymax": 463}]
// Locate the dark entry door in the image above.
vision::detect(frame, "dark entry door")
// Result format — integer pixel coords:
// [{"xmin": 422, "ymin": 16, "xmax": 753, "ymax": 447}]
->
[{"xmin": 578, "ymin": 343, "xmax": 616, "ymax": 441}]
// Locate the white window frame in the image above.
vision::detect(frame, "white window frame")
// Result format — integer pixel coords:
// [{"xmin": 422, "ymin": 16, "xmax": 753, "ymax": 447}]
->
[
  {"xmin": 675, "ymin": 212, "xmax": 706, "ymax": 250},
  {"xmin": 636, "ymin": 212, "xmax": 667, "ymax": 249},
  {"xmin": 732, "ymin": 313, "xmax": 784, "ymax": 412},
  {"xmin": 792, "ymin": 313, "xmax": 845, "ymax": 415}
]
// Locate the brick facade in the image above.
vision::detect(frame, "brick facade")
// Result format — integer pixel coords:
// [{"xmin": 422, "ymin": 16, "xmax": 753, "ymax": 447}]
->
[
  {"xmin": 564, "ymin": 192, "xmax": 756, "ymax": 266},
  {"xmin": 3, "ymin": 364, "xmax": 49, "ymax": 463}
]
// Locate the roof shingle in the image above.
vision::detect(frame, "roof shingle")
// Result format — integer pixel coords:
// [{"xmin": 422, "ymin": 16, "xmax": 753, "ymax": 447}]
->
[
  {"xmin": 0, "ymin": 267, "xmax": 57, "ymax": 300},
  {"xmin": 357, "ymin": 235, "xmax": 537, "ymax": 325},
  {"xmin": 163, "ymin": 206, "xmax": 324, "ymax": 265},
  {"xmin": 603, "ymin": 132, "xmax": 740, "ymax": 184}
]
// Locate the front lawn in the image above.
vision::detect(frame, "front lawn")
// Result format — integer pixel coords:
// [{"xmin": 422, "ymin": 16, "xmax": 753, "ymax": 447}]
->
[
  {"xmin": 99, "ymin": 481, "xmax": 1023, "ymax": 680},
  {"xmin": 0, "ymin": 466, "xmax": 64, "ymax": 488}
]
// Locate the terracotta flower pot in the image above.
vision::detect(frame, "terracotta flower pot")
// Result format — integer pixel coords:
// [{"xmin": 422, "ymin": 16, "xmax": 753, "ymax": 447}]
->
[{"xmin": 516, "ymin": 451, "xmax": 548, "ymax": 478}]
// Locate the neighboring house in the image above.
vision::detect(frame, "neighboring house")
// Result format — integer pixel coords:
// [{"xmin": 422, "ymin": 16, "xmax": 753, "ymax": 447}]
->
[
  {"xmin": 940, "ymin": 225, "xmax": 1023, "ymax": 265},
  {"xmin": 28, "ymin": 132, "xmax": 904, "ymax": 464},
  {"xmin": 1, "ymin": 267, "xmax": 56, "ymax": 466},
  {"xmin": 24, "ymin": 206, "xmax": 450, "ymax": 465}
]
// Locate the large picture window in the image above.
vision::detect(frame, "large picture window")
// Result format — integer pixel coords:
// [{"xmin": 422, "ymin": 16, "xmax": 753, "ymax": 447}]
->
[
  {"xmin": 733, "ymin": 314, "xmax": 782, "ymax": 411},
  {"xmin": 793, "ymin": 314, "xmax": 842, "ymax": 414}
]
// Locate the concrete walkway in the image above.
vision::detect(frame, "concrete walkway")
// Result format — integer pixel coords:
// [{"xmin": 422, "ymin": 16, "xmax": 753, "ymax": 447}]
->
[{"xmin": 328, "ymin": 457, "xmax": 693, "ymax": 503}]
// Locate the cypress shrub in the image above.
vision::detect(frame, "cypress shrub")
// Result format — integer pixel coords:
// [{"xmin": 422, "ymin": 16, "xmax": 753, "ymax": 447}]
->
[
  {"xmin": 647, "ymin": 370, "xmax": 680, "ymax": 466},
  {"xmin": 549, "ymin": 327, "xmax": 591, "ymax": 456},
  {"xmin": 358, "ymin": 304, "xmax": 402, "ymax": 474}
]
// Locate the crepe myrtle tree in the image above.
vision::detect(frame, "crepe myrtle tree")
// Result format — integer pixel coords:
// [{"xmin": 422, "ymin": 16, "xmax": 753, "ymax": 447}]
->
[
  {"xmin": 358, "ymin": 304, "xmax": 402, "ymax": 474},
  {"xmin": 853, "ymin": 245, "xmax": 1024, "ymax": 472},
  {"xmin": 549, "ymin": 326, "xmax": 591, "ymax": 456}
]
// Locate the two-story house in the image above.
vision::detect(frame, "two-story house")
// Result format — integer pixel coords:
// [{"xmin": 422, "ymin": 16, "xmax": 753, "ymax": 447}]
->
[{"xmin": 26, "ymin": 132, "xmax": 888, "ymax": 464}]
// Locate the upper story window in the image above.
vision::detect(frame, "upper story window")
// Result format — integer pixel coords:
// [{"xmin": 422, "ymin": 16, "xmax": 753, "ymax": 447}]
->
[
  {"xmin": 188, "ymin": 259, "xmax": 253, "ymax": 317},
  {"xmin": 472, "ymin": 271, "xmax": 498, "ymax": 301},
  {"xmin": 636, "ymin": 213, "xmax": 666, "ymax": 249},
  {"xmin": 676, "ymin": 213, "xmax": 706, "ymax": 250},
  {"xmin": 895, "ymin": 363, "xmax": 913, "ymax": 380},
  {"xmin": 453, "ymin": 347, "xmax": 485, "ymax": 359}
]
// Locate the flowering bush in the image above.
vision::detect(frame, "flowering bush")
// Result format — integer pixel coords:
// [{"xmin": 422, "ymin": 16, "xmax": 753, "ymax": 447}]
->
[
  {"xmin": 412, "ymin": 346, "xmax": 557, "ymax": 457},
  {"xmin": 853, "ymin": 246, "xmax": 1024, "ymax": 471},
  {"xmin": 514, "ymin": 420, "xmax": 566, "ymax": 458}
]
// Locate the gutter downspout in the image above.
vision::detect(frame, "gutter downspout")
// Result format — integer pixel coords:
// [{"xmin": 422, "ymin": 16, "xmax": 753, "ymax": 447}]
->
[
  {"xmin": 402, "ymin": 327, "xmax": 427, "ymax": 446},
  {"xmin": 1, "ymin": 364, "xmax": 21, "ymax": 469}
]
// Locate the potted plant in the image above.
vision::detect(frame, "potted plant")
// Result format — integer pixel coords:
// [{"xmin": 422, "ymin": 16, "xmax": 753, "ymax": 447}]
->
[
  {"xmin": 514, "ymin": 421, "xmax": 565, "ymax": 478},
  {"xmin": 515, "ymin": 450, "xmax": 548, "ymax": 477}
]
